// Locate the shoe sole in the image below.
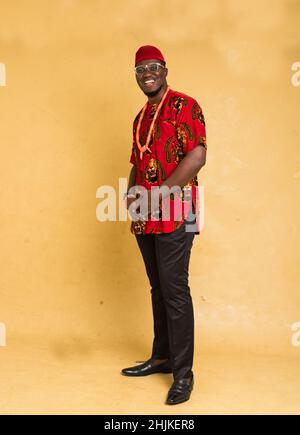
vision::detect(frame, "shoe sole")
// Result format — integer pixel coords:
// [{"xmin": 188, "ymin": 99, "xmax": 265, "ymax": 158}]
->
[
  {"xmin": 165, "ymin": 396, "xmax": 190, "ymax": 405},
  {"xmin": 121, "ymin": 368, "xmax": 172, "ymax": 376}
]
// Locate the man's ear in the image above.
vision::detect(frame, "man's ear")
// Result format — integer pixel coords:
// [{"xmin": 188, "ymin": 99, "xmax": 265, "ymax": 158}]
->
[{"xmin": 164, "ymin": 67, "xmax": 168, "ymax": 78}]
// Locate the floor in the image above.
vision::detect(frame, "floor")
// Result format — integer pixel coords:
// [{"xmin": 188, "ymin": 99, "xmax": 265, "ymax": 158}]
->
[{"xmin": 1, "ymin": 336, "xmax": 300, "ymax": 415}]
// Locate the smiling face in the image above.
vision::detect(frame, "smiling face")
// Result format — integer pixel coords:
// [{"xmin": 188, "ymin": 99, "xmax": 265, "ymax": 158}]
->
[{"xmin": 135, "ymin": 58, "xmax": 168, "ymax": 98}]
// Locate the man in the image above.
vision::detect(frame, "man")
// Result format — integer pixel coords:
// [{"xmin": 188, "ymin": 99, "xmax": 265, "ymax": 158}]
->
[{"xmin": 122, "ymin": 45, "xmax": 207, "ymax": 405}]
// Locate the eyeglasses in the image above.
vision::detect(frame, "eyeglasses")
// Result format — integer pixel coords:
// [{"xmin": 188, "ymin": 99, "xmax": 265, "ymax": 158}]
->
[{"xmin": 134, "ymin": 62, "xmax": 165, "ymax": 76}]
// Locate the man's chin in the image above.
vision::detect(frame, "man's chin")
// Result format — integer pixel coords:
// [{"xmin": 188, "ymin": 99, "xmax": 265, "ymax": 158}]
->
[{"xmin": 143, "ymin": 83, "xmax": 163, "ymax": 98}]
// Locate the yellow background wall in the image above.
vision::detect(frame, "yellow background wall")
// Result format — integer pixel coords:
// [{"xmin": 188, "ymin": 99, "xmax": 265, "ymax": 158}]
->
[{"xmin": 0, "ymin": 0, "xmax": 300, "ymax": 414}]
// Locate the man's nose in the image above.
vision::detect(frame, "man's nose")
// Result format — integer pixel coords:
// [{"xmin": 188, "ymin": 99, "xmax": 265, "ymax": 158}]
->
[{"xmin": 142, "ymin": 70, "xmax": 152, "ymax": 79}]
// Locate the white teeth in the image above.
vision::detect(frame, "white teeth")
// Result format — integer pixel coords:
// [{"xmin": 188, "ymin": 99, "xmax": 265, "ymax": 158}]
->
[{"xmin": 145, "ymin": 80, "xmax": 154, "ymax": 84}]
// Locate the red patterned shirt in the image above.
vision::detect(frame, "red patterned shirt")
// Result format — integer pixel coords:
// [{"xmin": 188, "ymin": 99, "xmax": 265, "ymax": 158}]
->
[{"xmin": 129, "ymin": 87, "xmax": 207, "ymax": 235}]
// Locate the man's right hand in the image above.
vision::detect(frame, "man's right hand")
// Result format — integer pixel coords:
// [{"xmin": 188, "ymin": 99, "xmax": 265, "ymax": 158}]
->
[{"xmin": 125, "ymin": 194, "xmax": 137, "ymax": 210}]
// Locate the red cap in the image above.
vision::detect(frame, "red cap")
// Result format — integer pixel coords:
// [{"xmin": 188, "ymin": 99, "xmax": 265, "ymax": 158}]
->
[{"xmin": 135, "ymin": 45, "xmax": 166, "ymax": 66}]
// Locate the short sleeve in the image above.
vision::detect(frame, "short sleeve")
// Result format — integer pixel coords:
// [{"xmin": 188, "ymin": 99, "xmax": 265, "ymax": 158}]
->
[
  {"xmin": 129, "ymin": 114, "xmax": 140, "ymax": 165},
  {"xmin": 129, "ymin": 143, "xmax": 136, "ymax": 165},
  {"xmin": 177, "ymin": 99, "xmax": 207, "ymax": 155}
]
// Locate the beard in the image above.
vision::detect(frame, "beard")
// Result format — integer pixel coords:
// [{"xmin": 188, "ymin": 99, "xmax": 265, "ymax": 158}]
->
[{"xmin": 143, "ymin": 83, "xmax": 163, "ymax": 98}]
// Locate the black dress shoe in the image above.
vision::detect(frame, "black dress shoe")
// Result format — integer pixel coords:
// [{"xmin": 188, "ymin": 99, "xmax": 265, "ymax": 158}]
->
[
  {"xmin": 166, "ymin": 373, "xmax": 194, "ymax": 405},
  {"xmin": 121, "ymin": 358, "xmax": 172, "ymax": 377}
]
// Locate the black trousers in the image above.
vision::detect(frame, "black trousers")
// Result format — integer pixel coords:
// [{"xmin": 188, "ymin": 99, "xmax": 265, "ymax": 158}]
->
[{"xmin": 135, "ymin": 219, "xmax": 195, "ymax": 381}]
